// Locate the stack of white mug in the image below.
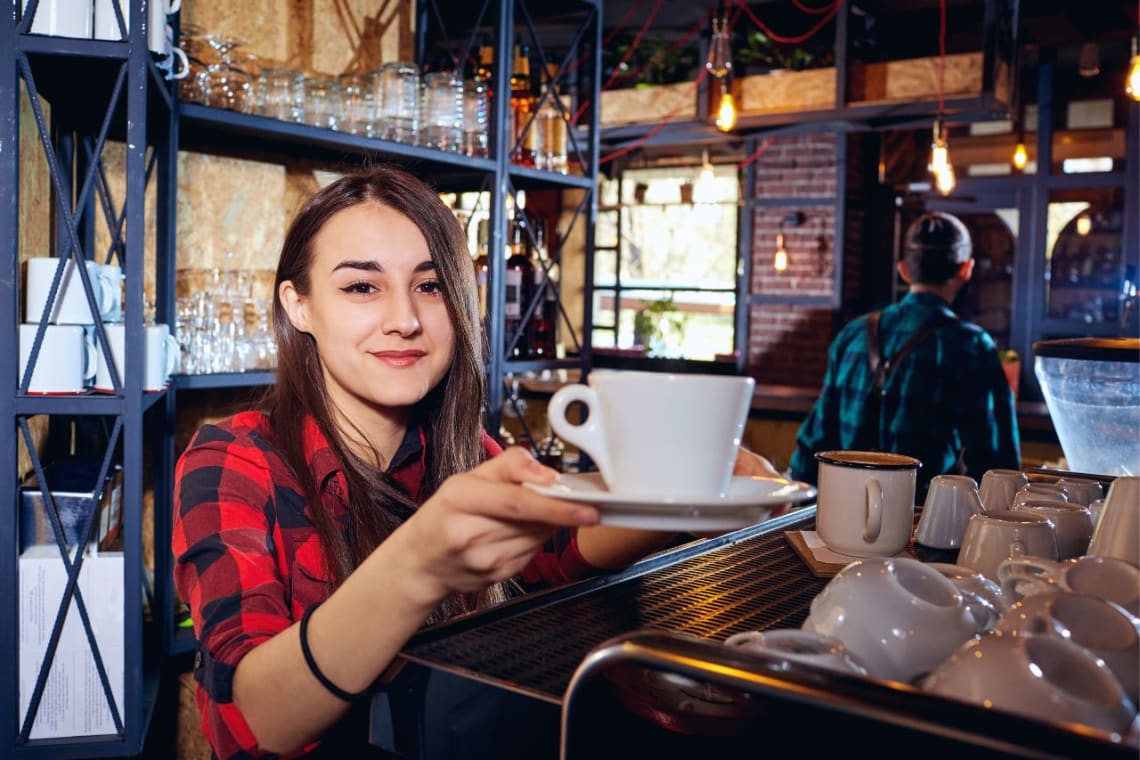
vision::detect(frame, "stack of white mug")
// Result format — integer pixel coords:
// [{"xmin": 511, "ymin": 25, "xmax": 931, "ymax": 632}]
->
[
  {"xmin": 20, "ymin": 258, "xmax": 178, "ymax": 394},
  {"xmin": 732, "ymin": 456, "xmax": 1140, "ymax": 743},
  {"xmin": 22, "ymin": 0, "xmax": 188, "ymax": 80}
]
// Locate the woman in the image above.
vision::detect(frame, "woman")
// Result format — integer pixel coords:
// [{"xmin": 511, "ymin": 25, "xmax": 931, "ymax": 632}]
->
[{"xmin": 174, "ymin": 165, "xmax": 777, "ymax": 758}]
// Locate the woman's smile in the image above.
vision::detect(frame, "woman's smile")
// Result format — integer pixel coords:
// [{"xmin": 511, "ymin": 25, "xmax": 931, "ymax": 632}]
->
[{"xmin": 371, "ymin": 349, "xmax": 427, "ymax": 367}]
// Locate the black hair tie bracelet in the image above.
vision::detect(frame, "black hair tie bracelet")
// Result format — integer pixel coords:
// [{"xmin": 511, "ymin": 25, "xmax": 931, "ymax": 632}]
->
[{"xmin": 299, "ymin": 602, "xmax": 370, "ymax": 702}]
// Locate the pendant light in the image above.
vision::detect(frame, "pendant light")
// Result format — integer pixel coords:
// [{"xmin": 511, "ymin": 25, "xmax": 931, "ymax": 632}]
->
[
  {"xmin": 929, "ymin": 0, "xmax": 954, "ymax": 195},
  {"xmin": 1128, "ymin": 35, "xmax": 1140, "ymax": 102},
  {"xmin": 715, "ymin": 78, "xmax": 737, "ymax": 132}
]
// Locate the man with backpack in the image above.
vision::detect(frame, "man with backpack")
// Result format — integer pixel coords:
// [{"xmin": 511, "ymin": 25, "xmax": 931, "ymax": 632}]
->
[{"xmin": 788, "ymin": 211, "xmax": 1021, "ymax": 501}]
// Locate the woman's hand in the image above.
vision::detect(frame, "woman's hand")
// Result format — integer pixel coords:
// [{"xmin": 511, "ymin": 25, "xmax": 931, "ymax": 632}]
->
[
  {"xmin": 391, "ymin": 446, "xmax": 600, "ymax": 604},
  {"xmin": 733, "ymin": 447, "xmax": 781, "ymax": 478}
]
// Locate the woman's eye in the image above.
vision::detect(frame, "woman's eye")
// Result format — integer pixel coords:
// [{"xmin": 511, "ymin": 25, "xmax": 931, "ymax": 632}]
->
[
  {"xmin": 417, "ymin": 279, "xmax": 443, "ymax": 295},
  {"xmin": 341, "ymin": 281, "xmax": 376, "ymax": 295}
]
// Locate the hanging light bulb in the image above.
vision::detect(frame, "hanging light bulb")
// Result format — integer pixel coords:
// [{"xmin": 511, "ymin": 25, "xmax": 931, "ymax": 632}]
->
[
  {"xmin": 715, "ymin": 79, "xmax": 737, "ymax": 132},
  {"xmin": 694, "ymin": 149, "xmax": 717, "ymax": 203},
  {"xmin": 699, "ymin": 149, "xmax": 714, "ymax": 184},
  {"xmin": 1011, "ymin": 139, "xmax": 1028, "ymax": 171},
  {"xmin": 705, "ymin": 15, "xmax": 733, "ymax": 80},
  {"xmin": 929, "ymin": 119, "xmax": 954, "ymax": 195},
  {"xmin": 1128, "ymin": 36, "xmax": 1140, "ymax": 102},
  {"xmin": 1077, "ymin": 42, "xmax": 1101, "ymax": 78},
  {"xmin": 774, "ymin": 232, "xmax": 788, "ymax": 273},
  {"xmin": 1076, "ymin": 213, "xmax": 1092, "ymax": 236}
]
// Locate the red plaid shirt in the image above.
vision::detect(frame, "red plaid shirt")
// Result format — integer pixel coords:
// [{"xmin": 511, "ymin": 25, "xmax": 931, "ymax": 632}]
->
[{"xmin": 173, "ymin": 411, "xmax": 597, "ymax": 759}]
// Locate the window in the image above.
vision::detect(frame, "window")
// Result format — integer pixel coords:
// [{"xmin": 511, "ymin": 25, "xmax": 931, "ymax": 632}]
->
[{"xmin": 593, "ymin": 163, "xmax": 739, "ymax": 360}]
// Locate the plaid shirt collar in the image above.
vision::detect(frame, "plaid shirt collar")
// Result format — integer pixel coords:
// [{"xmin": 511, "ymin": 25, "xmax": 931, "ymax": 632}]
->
[{"xmin": 300, "ymin": 415, "xmax": 428, "ymax": 502}]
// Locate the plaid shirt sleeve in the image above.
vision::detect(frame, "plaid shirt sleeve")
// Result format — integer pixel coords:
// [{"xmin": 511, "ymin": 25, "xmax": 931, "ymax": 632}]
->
[
  {"xmin": 951, "ymin": 327, "xmax": 1021, "ymax": 480},
  {"xmin": 173, "ymin": 423, "xmax": 298, "ymax": 759}
]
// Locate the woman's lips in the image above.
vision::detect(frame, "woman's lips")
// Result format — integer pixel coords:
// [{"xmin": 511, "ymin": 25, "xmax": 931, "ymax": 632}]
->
[{"xmin": 372, "ymin": 350, "xmax": 426, "ymax": 368}]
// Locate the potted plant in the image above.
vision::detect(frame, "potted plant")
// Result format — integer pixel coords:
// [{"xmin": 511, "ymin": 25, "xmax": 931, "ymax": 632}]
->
[{"xmin": 633, "ymin": 295, "xmax": 687, "ymax": 357}]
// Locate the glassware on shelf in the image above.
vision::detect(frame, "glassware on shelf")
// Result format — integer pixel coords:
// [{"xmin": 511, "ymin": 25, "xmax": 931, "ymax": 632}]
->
[
  {"xmin": 462, "ymin": 80, "xmax": 489, "ymax": 158},
  {"xmin": 174, "ymin": 268, "xmax": 277, "ymax": 375},
  {"xmin": 374, "ymin": 61, "xmax": 420, "ymax": 144},
  {"xmin": 256, "ymin": 66, "xmax": 305, "ymax": 122},
  {"xmin": 422, "ymin": 70, "xmax": 464, "ymax": 152},
  {"xmin": 301, "ymin": 75, "xmax": 341, "ymax": 130},
  {"xmin": 338, "ymin": 73, "xmax": 374, "ymax": 136},
  {"xmin": 205, "ymin": 59, "xmax": 256, "ymax": 113}
]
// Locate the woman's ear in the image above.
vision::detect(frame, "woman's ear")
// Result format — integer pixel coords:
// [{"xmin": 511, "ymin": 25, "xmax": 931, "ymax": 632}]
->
[{"xmin": 279, "ymin": 280, "xmax": 311, "ymax": 334}]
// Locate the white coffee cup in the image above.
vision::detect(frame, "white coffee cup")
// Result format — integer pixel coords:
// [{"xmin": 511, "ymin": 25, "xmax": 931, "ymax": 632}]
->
[
  {"xmin": 1011, "ymin": 499, "xmax": 1094, "ymax": 559},
  {"xmin": 923, "ymin": 631, "xmax": 1135, "ymax": 735},
  {"xmin": 1055, "ymin": 477, "xmax": 1104, "ymax": 507},
  {"xmin": 724, "ymin": 629, "xmax": 870, "ymax": 677},
  {"xmin": 146, "ymin": 0, "xmax": 180, "ymax": 53},
  {"xmin": 1089, "ymin": 497, "xmax": 1107, "ymax": 527},
  {"xmin": 978, "ymin": 468, "xmax": 1027, "ymax": 512},
  {"xmin": 801, "ymin": 556, "xmax": 977, "ymax": 684},
  {"xmin": 998, "ymin": 554, "xmax": 1140, "ymax": 618},
  {"xmin": 25, "ymin": 258, "xmax": 118, "ymax": 325},
  {"xmin": 94, "ymin": 323, "xmax": 180, "ymax": 393},
  {"xmin": 93, "ymin": 0, "xmax": 126, "ymax": 39},
  {"xmin": 24, "ymin": 0, "xmax": 92, "ymax": 38},
  {"xmin": 914, "ymin": 474, "xmax": 983, "ymax": 549},
  {"xmin": 1087, "ymin": 477, "xmax": 1139, "ymax": 567},
  {"xmin": 927, "ymin": 562, "xmax": 1007, "ymax": 632},
  {"xmin": 994, "ymin": 591, "xmax": 1140, "ymax": 708},
  {"xmin": 547, "ymin": 371, "xmax": 754, "ymax": 499},
  {"xmin": 813, "ymin": 450, "xmax": 920, "ymax": 558},
  {"xmin": 1011, "ymin": 482, "xmax": 1069, "ymax": 508},
  {"xmin": 18, "ymin": 323, "xmax": 97, "ymax": 394},
  {"xmin": 957, "ymin": 510, "xmax": 1058, "ymax": 582}
]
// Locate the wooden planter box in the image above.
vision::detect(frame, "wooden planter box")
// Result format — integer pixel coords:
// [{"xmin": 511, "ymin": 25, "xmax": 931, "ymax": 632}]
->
[{"xmin": 600, "ymin": 81, "xmax": 698, "ymax": 127}]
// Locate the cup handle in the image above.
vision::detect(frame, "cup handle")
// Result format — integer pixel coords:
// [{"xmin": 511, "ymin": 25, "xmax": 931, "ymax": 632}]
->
[
  {"xmin": 167, "ymin": 0, "xmax": 182, "ymax": 13},
  {"xmin": 164, "ymin": 334, "xmax": 180, "ymax": 377},
  {"xmin": 95, "ymin": 269, "xmax": 117, "ymax": 319},
  {"xmin": 547, "ymin": 385, "xmax": 609, "ymax": 483},
  {"xmin": 82, "ymin": 334, "xmax": 98, "ymax": 382},
  {"xmin": 997, "ymin": 556, "xmax": 1056, "ymax": 601},
  {"xmin": 168, "ymin": 43, "xmax": 190, "ymax": 80},
  {"xmin": 863, "ymin": 477, "xmax": 883, "ymax": 542}
]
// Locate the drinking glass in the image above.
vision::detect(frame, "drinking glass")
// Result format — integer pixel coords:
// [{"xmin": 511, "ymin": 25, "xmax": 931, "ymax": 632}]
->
[
  {"xmin": 422, "ymin": 70, "xmax": 464, "ymax": 152},
  {"xmin": 257, "ymin": 67, "xmax": 304, "ymax": 122},
  {"xmin": 338, "ymin": 73, "xmax": 374, "ymax": 136},
  {"xmin": 302, "ymin": 76, "xmax": 341, "ymax": 130},
  {"xmin": 462, "ymin": 80, "xmax": 489, "ymax": 157},
  {"xmin": 374, "ymin": 62, "xmax": 420, "ymax": 143}
]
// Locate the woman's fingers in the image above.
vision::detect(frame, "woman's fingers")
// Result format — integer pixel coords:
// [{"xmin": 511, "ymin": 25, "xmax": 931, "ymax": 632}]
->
[{"xmin": 733, "ymin": 447, "xmax": 781, "ymax": 478}]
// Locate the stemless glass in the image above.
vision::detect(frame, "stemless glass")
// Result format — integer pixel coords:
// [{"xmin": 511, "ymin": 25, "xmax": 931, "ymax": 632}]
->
[
  {"xmin": 422, "ymin": 70, "xmax": 464, "ymax": 152},
  {"xmin": 462, "ymin": 80, "xmax": 490, "ymax": 157},
  {"xmin": 338, "ymin": 73, "xmax": 374, "ymax": 136},
  {"xmin": 257, "ymin": 66, "xmax": 304, "ymax": 122},
  {"xmin": 374, "ymin": 61, "xmax": 420, "ymax": 143},
  {"xmin": 302, "ymin": 75, "xmax": 341, "ymax": 130}
]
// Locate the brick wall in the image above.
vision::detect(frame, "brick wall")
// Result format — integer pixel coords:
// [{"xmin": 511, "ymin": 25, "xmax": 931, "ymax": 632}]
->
[{"xmin": 746, "ymin": 133, "xmax": 844, "ymax": 387}]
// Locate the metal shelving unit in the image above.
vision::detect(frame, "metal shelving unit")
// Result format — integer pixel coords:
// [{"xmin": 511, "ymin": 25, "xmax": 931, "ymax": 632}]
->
[{"xmin": 1, "ymin": 0, "xmax": 177, "ymax": 756}]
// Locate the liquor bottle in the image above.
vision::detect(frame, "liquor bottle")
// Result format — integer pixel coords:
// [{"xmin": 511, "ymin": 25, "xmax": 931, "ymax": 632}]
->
[
  {"xmin": 537, "ymin": 63, "xmax": 568, "ymax": 174},
  {"xmin": 509, "ymin": 43, "xmax": 537, "ymax": 167},
  {"xmin": 528, "ymin": 216, "xmax": 556, "ymax": 358},
  {"xmin": 474, "ymin": 218, "xmax": 489, "ymax": 321},
  {"xmin": 475, "ymin": 38, "xmax": 494, "ymax": 90},
  {"xmin": 504, "ymin": 211, "xmax": 533, "ymax": 358}
]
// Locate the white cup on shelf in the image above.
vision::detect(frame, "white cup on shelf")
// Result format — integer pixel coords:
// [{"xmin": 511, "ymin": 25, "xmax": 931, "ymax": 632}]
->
[
  {"xmin": 93, "ymin": 323, "xmax": 180, "ymax": 393},
  {"xmin": 25, "ymin": 257, "xmax": 118, "ymax": 325},
  {"xmin": 24, "ymin": 0, "xmax": 93, "ymax": 38},
  {"xmin": 18, "ymin": 323, "xmax": 97, "ymax": 394},
  {"xmin": 93, "ymin": 0, "xmax": 127, "ymax": 40}
]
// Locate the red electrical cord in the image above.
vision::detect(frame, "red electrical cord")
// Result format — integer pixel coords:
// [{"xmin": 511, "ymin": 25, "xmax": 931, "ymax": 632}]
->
[
  {"xmin": 730, "ymin": 0, "xmax": 838, "ymax": 45},
  {"xmin": 602, "ymin": 0, "xmax": 665, "ymax": 91},
  {"xmin": 598, "ymin": 67, "xmax": 711, "ymax": 165},
  {"xmin": 791, "ymin": 0, "xmax": 835, "ymax": 15},
  {"xmin": 736, "ymin": 136, "xmax": 773, "ymax": 171},
  {"xmin": 938, "ymin": 0, "xmax": 947, "ymax": 115},
  {"xmin": 606, "ymin": 14, "xmax": 708, "ymax": 89}
]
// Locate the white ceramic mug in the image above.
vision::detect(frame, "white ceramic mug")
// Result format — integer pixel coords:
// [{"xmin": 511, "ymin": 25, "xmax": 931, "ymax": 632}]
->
[
  {"xmin": 1055, "ymin": 477, "xmax": 1104, "ymax": 507},
  {"xmin": 1011, "ymin": 499, "xmax": 1093, "ymax": 559},
  {"xmin": 957, "ymin": 510, "xmax": 1058, "ymax": 582},
  {"xmin": 94, "ymin": 323, "xmax": 180, "ymax": 393},
  {"xmin": 814, "ymin": 450, "xmax": 920, "ymax": 558},
  {"xmin": 1087, "ymin": 477, "xmax": 1139, "ymax": 567},
  {"xmin": 914, "ymin": 474, "xmax": 983, "ymax": 549},
  {"xmin": 1011, "ymin": 482, "xmax": 1069, "ymax": 508},
  {"xmin": 146, "ymin": 0, "xmax": 180, "ymax": 52},
  {"xmin": 547, "ymin": 371, "xmax": 754, "ymax": 499},
  {"xmin": 93, "ymin": 0, "xmax": 126, "ymax": 39},
  {"xmin": 994, "ymin": 591, "xmax": 1140, "ymax": 708},
  {"xmin": 18, "ymin": 323, "xmax": 97, "ymax": 394},
  {"xmin": 978, "ymin": 468, "xmax": 1027, "ymax": 512},
  {"xmin": 25, "ymin": 258, "xmax": 118, "ymax": 325},
  {"xmin": 24, "ymin": 0, "xmax": 92, "ymax": 38},
  {"xmin": 923, "ymin": 632, "xmax": 1135, "ymax": 735},
  {"xmin": 724, "ymin": 629, "xmax": 869, "ymax": 677},
  {"xmin": 927, "ymin": 562, "xmax": 1007, "ymax": 632},
  {"xmin": 998, "ymin": 554, "xmax": 1140, "ymax": 617},
  {"xmin": 801, "ymin": 556, "xmax": 977, "ymax": 684}
]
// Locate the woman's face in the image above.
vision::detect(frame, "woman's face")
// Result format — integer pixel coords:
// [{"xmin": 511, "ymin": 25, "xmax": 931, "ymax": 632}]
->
[{"xmin": 280, "ymin": 201, "xmax": 456, "ymax": 426}]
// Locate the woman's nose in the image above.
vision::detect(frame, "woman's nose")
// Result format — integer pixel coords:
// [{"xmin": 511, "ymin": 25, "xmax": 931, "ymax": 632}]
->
[{"xmin": 380, "ymin": 291, "xmax": 421, "ymax": 336}]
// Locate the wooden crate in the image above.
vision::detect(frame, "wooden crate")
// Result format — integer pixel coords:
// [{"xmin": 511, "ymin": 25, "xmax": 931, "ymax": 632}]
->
[{"xmin": 600, "ymin": 81, "xmax": 698, "ymax": 126}]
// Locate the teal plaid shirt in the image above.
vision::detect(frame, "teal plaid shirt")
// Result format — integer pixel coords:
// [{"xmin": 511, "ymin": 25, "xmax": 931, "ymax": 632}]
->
[{"xmin": 789, "ymin": 292, "xmax": 1020, "ymax": 500}]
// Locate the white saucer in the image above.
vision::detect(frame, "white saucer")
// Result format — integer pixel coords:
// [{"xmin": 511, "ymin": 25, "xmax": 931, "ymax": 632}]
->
[{"xmin": 525, "ymin": 472, "xmax": 817, "ymax": 531}]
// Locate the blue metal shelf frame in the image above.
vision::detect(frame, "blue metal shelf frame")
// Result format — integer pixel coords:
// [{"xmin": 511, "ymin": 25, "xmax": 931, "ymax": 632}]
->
[{"xmin": 3, "ymin": 0, "xmax": 177, "ymax": 756}]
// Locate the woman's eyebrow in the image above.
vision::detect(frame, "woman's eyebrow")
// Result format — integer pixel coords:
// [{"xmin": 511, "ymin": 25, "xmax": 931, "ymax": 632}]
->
[{"xmin": 332, "ymin": 259, "xmax": 382, "ymax": 273}]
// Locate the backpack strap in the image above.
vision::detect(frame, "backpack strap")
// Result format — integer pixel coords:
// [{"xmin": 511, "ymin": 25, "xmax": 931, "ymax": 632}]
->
[{"xmin": 868, "ymin": 310, "xmax": 959, "ymax": 392}]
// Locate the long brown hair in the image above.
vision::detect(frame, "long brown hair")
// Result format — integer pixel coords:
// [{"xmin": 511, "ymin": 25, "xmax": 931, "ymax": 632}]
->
[{"xmin": 267, "ymin": 165, "xmax": 486, "ymax": 608}]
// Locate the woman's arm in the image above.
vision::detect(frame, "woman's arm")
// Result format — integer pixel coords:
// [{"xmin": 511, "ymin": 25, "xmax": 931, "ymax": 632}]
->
[{"xmin": 231, "ymin": 448, "xmax": 598, "ymax": 754}]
